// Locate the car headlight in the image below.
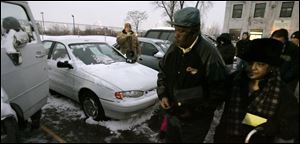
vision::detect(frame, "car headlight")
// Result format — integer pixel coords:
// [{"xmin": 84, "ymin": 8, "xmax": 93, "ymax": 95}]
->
[{"xmin": 114, "ymin": 90, "xmax": 144, "ymax": 99}]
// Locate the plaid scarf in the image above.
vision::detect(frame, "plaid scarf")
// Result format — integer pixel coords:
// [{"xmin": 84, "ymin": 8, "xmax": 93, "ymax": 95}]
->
[{"xmin": 226, "ymin": 68, "xmax": 281, "ymax": 136}]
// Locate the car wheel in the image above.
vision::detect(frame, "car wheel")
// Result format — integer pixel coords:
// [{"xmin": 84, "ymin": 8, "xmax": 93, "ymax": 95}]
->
[
  {"xmin": 80, "ymin": 92, "xmax": 106, "ymax": 121},
  {"xmin": 1, "ymin": 117, "xmax": 19, "ymax": 143}
]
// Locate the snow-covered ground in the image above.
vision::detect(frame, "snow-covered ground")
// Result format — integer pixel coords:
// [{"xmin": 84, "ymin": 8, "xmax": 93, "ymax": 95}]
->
[{"xmin": 14, "ymin": 94, "xmax": 223, "ymax": 143}]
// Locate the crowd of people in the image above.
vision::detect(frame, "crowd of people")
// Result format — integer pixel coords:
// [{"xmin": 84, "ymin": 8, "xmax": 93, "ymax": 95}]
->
[{"xmin": 152, "ymin": 7, "xmax": 299, "ymax": 143}]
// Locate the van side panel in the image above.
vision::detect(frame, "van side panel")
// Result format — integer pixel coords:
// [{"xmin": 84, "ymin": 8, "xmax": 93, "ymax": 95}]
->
[{"xmin": 1, "ymin": 1, "xmax": 49, "ymax": 120}]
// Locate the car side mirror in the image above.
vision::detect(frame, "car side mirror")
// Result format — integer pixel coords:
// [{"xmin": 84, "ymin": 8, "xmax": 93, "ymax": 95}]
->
[
  {"xmin": 154, "ymin": 51, "xmax": 164, "ymax": 59},
  {"xmin": 57, "ymin": 61, "xmax": 73, "ymax": 69}
]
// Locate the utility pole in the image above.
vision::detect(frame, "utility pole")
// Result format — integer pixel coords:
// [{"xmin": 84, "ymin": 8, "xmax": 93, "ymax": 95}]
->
[
  {"xmin": 40, "ymin": 12, "xmax": 45, "ymax": 38},
  {"xmin": 72, "ymin": 14, "xmax": 75, "ymax": 35}
]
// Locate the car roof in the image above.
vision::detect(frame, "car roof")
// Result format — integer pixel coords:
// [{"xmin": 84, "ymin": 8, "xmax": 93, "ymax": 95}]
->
[
  {"xmin": 42, "ymin": 35, "xmax": 114, "ymax": 45},
  {"xmin": 138, "ymin": 37, "xmax": 170, "ymax": 43},
  {"xmin": 147, "ymin": 27, "xmax": 175, "ymax": 31}
]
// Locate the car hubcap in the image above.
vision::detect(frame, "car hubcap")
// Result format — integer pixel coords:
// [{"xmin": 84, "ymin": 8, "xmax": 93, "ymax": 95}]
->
[{"xmin": 83, "ymin": 97, "xmax": 98, "ymax": 119}]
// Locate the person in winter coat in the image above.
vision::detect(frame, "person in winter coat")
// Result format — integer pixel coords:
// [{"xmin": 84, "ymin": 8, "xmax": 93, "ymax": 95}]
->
[
  {"xmin": 271, "ymin": 29, "xmax": 299, "ymax": 92},
  {"xmin": 216, "ymin": 33, "xmax": 235, "ymax": 65},
  {"xmin": 157, "ymin": 7, "xmax": 227, "ymax": 143},
  {"xmin": 236, "ymin": 32, "xmax": 251, "ymax": 70},
  {"xmin": 291, "ymin": 31, "xmax": 299, "ymax": 47},
  {"xmin": 214, "ymin": 38, "xmax": 299, "ymax": 143},
  {"xmin": 116, "ymin": 23, "xmax": 140, "ymax": 61}
]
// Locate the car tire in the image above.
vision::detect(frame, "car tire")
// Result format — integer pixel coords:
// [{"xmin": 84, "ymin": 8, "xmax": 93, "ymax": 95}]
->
[
  {"xmin": 1, "ymin": 116, "xmax": 19, "ymax": 143},
  {"xmin": 80, "ymin": 92, "xmax": 106, "ymax": 121}
]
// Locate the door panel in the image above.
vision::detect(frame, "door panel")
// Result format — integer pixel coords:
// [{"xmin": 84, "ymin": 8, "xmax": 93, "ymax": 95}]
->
[{"xmin": 47, "ymin": 42, "xmax": 74, "ymax": 98}]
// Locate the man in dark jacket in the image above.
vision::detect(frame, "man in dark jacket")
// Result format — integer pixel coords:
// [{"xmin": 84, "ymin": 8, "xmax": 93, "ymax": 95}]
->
[
  {"xmin": 216, "ymin": 33, "xmax": 235, "ymax": 65},
  {"xmin": 271, "ymin": 29, "xmax": 299, "ymax": 92},
  {"xmin": 236, "ymin": 32, "xmax": 251, "ymax": 71},
  {"xmin": 157, "ymin": 7, "xmax": 227, "ymax": 143}
]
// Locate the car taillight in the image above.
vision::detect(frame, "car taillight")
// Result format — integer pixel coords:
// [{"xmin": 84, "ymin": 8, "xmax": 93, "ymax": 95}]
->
[{"xmin": 115, "ymin": 92, "xmax": 124, "ymax": 100}]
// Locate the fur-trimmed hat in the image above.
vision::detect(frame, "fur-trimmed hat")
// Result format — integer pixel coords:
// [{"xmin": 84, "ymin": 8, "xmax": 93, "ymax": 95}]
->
[{"xmin": 240, "ymin": 38, "xmax": 283, "ymax": 66}]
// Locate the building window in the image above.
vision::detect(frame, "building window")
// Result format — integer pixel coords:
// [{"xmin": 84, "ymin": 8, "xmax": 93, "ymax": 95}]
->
[
  {"xmin": 232, "ymin": 4, "xmax": 243, "ymax": 18},
  {"xmin": 254, "ymin": 3, "xmax": 266, "ymax": 18},
  {"xmin": 280, "ymin": 2, "xmax": 294, "ymax": 17}
]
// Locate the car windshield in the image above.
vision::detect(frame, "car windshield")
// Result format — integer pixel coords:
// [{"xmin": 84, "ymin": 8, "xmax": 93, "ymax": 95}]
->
[
  {"xmin": 69, "ymin": 43, "xmax": 125, "ymax": 65},
  {"xmin": 155, "ymin": 42, "xmax": 170, "ymax": 53}
]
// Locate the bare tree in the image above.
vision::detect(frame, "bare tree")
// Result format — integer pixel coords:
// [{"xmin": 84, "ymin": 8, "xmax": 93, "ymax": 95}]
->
[
  {"xmin": 196, "ymin": 1, "xmax": 213, "ymax": 31},
  {"xmin": 179, "ymin": 1, "xmax": 184, "ymax": 9},
  {"xmin": 46, "ymin": 24, "xmax": 71, "ymax": 35},
  {"xmin": 126, "ymin": 10, "xmax": 148, "ymax": 33},
  {"xmin": 205, "ymin": 23, "xmax": 221, "ymax": 38},
  {"xmin": 154, "ymin": 1, "xmax": 212, "ymax": 29},
  {"xmin": 153, "ymin": 1, "xmax": 179, "ymax": 27}
]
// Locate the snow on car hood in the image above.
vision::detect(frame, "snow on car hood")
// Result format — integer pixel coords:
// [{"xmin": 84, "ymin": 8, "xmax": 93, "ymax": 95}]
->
[{"xmin": 81, "ymin": 62, "xmax": 158, "ymax": 91}]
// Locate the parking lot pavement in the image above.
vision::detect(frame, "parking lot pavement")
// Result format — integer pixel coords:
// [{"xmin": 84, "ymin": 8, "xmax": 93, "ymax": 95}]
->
[
  {"xmin": 17, "ymin": 94, "xmax": 223, "ymax": 143},
  {"xmin": 16, "ymin": 94, "xmax": 161, "ymax": 143}
]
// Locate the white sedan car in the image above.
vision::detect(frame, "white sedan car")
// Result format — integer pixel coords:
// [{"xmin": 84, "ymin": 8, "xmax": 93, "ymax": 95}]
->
[{"xmin": 42, "ymin": 36, "xmax": 158, "ymax": 121}]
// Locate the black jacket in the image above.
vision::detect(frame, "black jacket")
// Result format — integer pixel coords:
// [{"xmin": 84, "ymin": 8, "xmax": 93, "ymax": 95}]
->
[
  {"xmin": 217, "ymin": 33, "xmax": 235, "ymax": 64},
  {"xmin": 236, "ymin": 39, "xmax": 251, "ymax": 58},
  {"xmin": 280, "ymin": 41, "xmax": 299, "ymax": 91},
  {"xmin": 157, "ymin": 35, "xmax": 228, "ymax": 110},
  {"xmin": 217, "ymin": 44, "xmax": 235, "ymax": 65}
]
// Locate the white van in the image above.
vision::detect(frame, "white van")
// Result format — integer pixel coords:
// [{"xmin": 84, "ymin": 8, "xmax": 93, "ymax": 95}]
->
[{"xmin": 1, "ymin": 1, "xmax": 49, "ymax": 142}]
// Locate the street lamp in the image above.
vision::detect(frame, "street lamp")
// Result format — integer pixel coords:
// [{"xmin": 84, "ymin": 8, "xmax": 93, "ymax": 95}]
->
[
  {"xmin": 40, "ymin": 12, "xmax": 45, "ymax": 37},
  {"xmin": 72, "ymin": 14, "xmax": 75, "ymax": 35}
]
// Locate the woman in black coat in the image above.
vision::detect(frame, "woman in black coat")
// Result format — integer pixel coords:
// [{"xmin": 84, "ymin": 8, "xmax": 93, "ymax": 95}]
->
[{"xmin": 214, "ymin": 38, "xmax": 299, "ymax": 143}]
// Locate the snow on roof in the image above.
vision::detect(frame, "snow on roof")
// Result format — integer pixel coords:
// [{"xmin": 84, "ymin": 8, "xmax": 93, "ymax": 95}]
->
[
  {"xmin": 148, "ymin": 27, "xmax": 175, "ymax": 31},
  {"xmin": 138, "ymin": 37, "xmax": 170, "ymax": 43},
  {"xmin": 41, "ymin": 35, "xmax": 116, "ymax": 46}
]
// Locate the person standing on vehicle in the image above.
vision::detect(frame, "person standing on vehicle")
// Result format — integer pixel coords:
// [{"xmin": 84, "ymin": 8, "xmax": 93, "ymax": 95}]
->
[
  {"xmin": 214, "ymin": 38, "xmax": 299, "ymax": 143},
  {"xmin": 157, "ymin": 7, "xmax": 227, "ymax": 143},
  {"xmin": 271, "ymin": 29, "xmax": 299, "ymax": 92},
  {"xmin": 116, "ymin": 23, "xmax": 140, "ymax": 62}
]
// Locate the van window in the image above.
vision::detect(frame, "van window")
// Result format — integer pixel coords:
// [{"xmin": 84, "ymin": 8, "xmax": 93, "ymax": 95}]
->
[
  {"xmin": 1, "ymin": 2, "xmax": 36, "ymax": 43},
  {"xmin": 146, "ymin": 31, "xmax": 160, "ymax": 39},
  {"xmin": 168, "ymin": 32, "xmax": 175, "ymax": 41},
  {"xmin": 51, "ymin": 43, "xmax": 70, "ymax": 61},
  {"xmin": 141, "ymin": 42, "xmax": 158, "ymax": 56},
  {"xmin": 160, "ymin": 31, "xmax": 171, "ymax": 40}
]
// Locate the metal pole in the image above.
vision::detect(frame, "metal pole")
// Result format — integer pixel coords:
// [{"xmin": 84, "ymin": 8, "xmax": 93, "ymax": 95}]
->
[
  {"xmin": 41, "ymin": 12, "xmax": 45, "ymax": 39},
  {"xmin": 72, "ymin": 15, "xmax": 75, "ymax": 35}
]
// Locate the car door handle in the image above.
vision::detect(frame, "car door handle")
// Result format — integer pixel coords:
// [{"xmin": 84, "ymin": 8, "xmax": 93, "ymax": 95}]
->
[{"xmin": 139, "ymin": 58, "xmax": 143, "ymax": 61}]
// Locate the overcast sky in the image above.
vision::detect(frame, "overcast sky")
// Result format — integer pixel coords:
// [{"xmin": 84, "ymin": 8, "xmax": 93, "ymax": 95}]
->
[{"xmin": 28, "ymin": 1, "xmax": 226, "ymax": 31}]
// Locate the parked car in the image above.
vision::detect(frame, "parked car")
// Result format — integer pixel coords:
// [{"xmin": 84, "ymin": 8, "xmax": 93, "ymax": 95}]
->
[
  {"xmin": 114, "ymin": 37, "xmax": 171, "ymax": 70},
  {"xmin": 144, "ymin": 27, "xmax": 175, "ymax": 42},
  {"xmin": 42, "ymin": 36, "xmax": 158, "ymax": 121},
  {"xmin": 144, "ymin": 27, "xmax": 217, "ymax": 46},
  {"xmin": 1, "ymin": 1, "xmax": 49, "ymax": 142}
]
